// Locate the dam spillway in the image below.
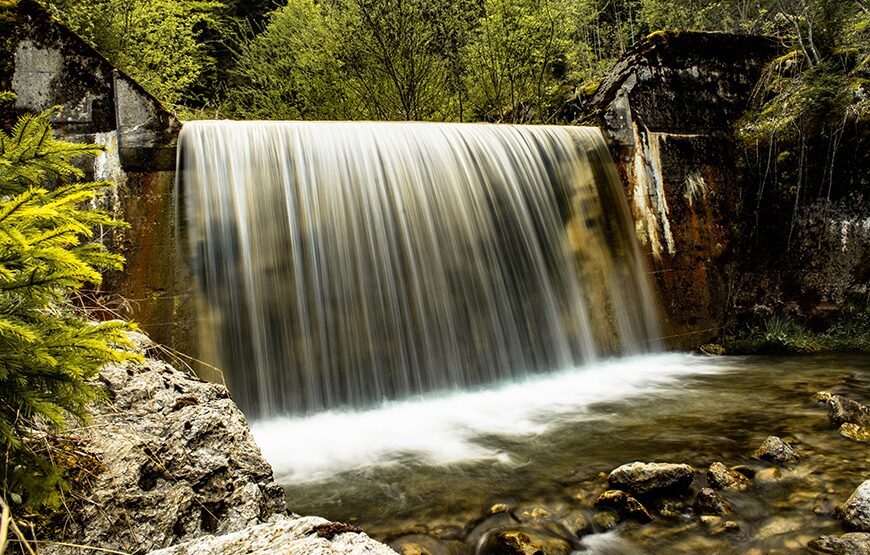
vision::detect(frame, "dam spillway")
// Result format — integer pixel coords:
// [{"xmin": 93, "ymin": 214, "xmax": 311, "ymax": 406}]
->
[{"xmin": 179, "ymin": 121, "xmax": 660, "ymax": 418}]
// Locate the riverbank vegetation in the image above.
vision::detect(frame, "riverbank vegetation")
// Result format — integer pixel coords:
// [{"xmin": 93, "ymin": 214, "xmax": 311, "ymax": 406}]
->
[
  {"xmin": 724, "ymin": 302, "xmax": 870, "ymax": 354},
  {"xmin": 0, "ymin": 94, "xmax": 138, "ymax": 515}
]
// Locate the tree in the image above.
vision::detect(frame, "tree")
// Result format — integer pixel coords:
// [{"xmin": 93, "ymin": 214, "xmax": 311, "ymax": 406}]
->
[
  {"xmin": 639, "ymin": 0, "xmax": 775, "ymax": 33},
  {"xmin": 46, "ymin": 0, "xmax": 225, "ymax": 107},
  {"xmin": 0, "ymin": 99, "xmax": 139, "ymax": 510},
  {"xmin": 336, "ymin": 0, "xmax": 453, "ymax": 121},
  {"xmin": 226, "ymin": 0, "xmax": 350, "ymax": 120},
  {"xmin": 462, "ymin": 0, "xmax": 571, "ymax": 122}
]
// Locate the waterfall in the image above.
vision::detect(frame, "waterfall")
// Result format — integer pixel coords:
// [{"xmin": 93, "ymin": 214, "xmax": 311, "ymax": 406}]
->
[{"xmin": 179, "ymin": 121, "xmax": 660, "ymax": 418}]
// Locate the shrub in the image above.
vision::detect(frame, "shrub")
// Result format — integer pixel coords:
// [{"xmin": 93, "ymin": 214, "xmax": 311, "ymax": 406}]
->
[{"xmin": 0, "ymin": 100, "xmax": 139, "ymax": 510}]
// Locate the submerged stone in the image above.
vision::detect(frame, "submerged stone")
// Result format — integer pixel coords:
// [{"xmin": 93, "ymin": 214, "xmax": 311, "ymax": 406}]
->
[
  {"xmin": 755, "ymin": 467, "xmax": 784, "ymax": 482},
  {"xmin": 559, "ymin": 512, "xmax": 593, "ymax": 538},
  {"xmin": 389, "ymin": 534, "xmax": 454, "ymax": 555},
  {"xmin": 515, "ymin": 506, "xmax": 553, "ymax": 523},
  {"xmin": 479, "ymin": 529, "xmax": 572, "ymax": 555},
  {"xmin": 593, "ymin": 511, "xmax": 620, "ymax": 531},
  {"xmin": 608, "ymin": 462, "xmax": 695, "ymax": 497},
  {"xmin": 753, "ymin": 436, "xmax": 799, "ymax": 465},
  {"xmin": 718, "ymin": 521, "xmax": 741, "ymax": 534},
  {"xmin": 755, "ymin": 517, "xmax": 805, "ymax": 539}
]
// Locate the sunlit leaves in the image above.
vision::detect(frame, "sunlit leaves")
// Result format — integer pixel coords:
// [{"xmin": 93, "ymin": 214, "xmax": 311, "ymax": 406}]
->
[{"xmin": 0, "ymin": 106, "xmax": 139, "ymax": 510}]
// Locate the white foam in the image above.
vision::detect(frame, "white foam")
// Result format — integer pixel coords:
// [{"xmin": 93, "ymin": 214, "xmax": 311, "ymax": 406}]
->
[{"xmin": 252, "ymin": 354, "xmax": 730, "ymax": 483}]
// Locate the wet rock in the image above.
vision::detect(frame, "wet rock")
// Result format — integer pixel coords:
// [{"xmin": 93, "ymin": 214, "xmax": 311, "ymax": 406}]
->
[
  {"xmin": 42, "ymin": 333, "xmax": 289, "ymax": 554},
  {"xmin": 607, "ymin": 462, "xmax": 695, "ymax": 497},
  {"xmin": 428, "ymin": 524, "xmax": 465, "ymax": 541},
  {"xmin": 694, "ymin": 488, "xmax": 733, "ymax": 516},
  {"xmin": 717, "ymin": 521, "xmax": 740, "ymax": 534},
  {"xmin": 489, "ymin": 503, "xmax": 510, "ymax": 515},
  {"xmin": 839, "ymin": 480, "xmax": 870, "ymax": 532},
  {"xmin": 652, "ymin": 497, "xmax": 689, "ymax": 519},
  {"xmin": 814, "ymin": 494, "xmax": 837, "ymax": 516},
  {"xmin": 815, "ymin": 392, "xmax": 870, "ymax": 427},
  {"xmin": 839, "ymin": 423, "xmax": 870, "ymax": 442},
  {"xmin": 809, "ymin": 533, "xmax": 870, "ymax": 555},
  {"xmin": 479, "ymin": 529, "xmax": 571, "ymax": 555},
  {"xmin": 707, "ymin": 462, "xmax": 751, "ymax": 491},
  {"xmin": 595, "ymin": 490, "xmax": 653, "ymax": 523},
  {"xmin": 466, "ymin": 511, "xmax": 518, "ymax": 548},
  {"xmin": 698, "ymin": 515, "xmax": 722, "ymax": 527},
  {"xmin": 697, "ymin": 343, "xmax": 726, "ymax": 356},
  {"xmin": 389, "ymin": 533, "xmax": 454, "ymax": 555},
  {"xmin": 753, "ymin": 436, "xmax": 799, "ymax": 465},
  {"xmin": 149, "ymin": 514, "xmax": 395, "ymax": 555}
]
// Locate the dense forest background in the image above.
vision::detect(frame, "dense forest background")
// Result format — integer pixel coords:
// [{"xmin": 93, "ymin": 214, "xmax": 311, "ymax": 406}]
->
[{"xmin": 42, "ymin": 0, "xmax": 868, "ymax": 130}]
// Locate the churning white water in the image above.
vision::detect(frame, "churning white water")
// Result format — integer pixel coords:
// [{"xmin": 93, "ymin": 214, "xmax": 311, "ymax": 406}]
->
[
  {"xmin": 251, "ymin": 353, "xmax": 731, "ymax": 483},
  {"xmin": 180, "ymin": 121, "xmax": 661, "ymax": 418}
]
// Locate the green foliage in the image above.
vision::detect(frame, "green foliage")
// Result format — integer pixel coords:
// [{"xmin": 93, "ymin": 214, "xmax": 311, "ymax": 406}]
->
[
  {"xmin": 724, "ymin": 303, "xmax": 870, "ymax": 354},
  {"xmin": 226, "ymin": 0, "xmax": 348, "ymax": 120},
  {"xmin": 46, "ymin": 0, "xmax": 225, "ymax": 107},
  {"xmin": 639, "ymin": 0, "xmax": 774, "ymax": 34},
  {"xmin": 463, "ymin": 0, "xmax": 572, "ymax": 122},
  {"xmin": 733, "ymin": 1, "xmax": 868, "ymax": 249},
  {"xmin": 337, "ymin": 0, "xmax": 454, "ymax": 121},
  {"xmin": 739, "ymin": 1, "xmax": 868, "ymax": 142},
  {"xmin": 45, "ymin": 0, "xmax": 870, "ymax": 130},
  {"xmin": 0, "ymin": 106, "xmax": 140, "ymax": 510}
]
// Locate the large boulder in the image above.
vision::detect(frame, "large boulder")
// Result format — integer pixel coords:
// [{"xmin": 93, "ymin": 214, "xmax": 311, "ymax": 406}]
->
[
  {"xmin": 148, "ymin": 515, "xmax": 395, "ymax": 555},
  {"xmin": 607, "ymin": 462, "xmax": 695, "ymax": 497},
  {"xmin": 839, "ymin": 481, "xmax": 870, "ymax": 532},
  {"xmin": 42, "ymin": 333, "xmax": 392, "ymax": 554},
  {"xmin": 809, "ymin": 533, "xmax": 870, "ymax": 555}
]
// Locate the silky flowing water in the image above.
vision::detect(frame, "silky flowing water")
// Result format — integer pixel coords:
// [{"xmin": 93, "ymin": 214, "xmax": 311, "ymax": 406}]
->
[
  {"xmin": 179, "ymin": 121, "xmax": 659, "ymax": 418},
  {"xmin": 255, "ymin": 353, "xmax": 869, "ymax": 554}
]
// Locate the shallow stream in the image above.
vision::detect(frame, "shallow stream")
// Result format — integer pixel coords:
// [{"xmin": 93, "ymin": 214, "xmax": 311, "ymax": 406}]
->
[{"xmin": 253, "ymin": 353, "xmax": 870, "ymax": 553}]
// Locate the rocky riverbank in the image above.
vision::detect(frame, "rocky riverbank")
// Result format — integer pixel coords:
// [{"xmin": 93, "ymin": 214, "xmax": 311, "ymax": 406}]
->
[
  {"xmin": 37, "ymin": 332, "xmax": 391, "ymax": 554},
  {"xmin": 34, "ymin": 339, "xmax": 870, "ymax": 555}
]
